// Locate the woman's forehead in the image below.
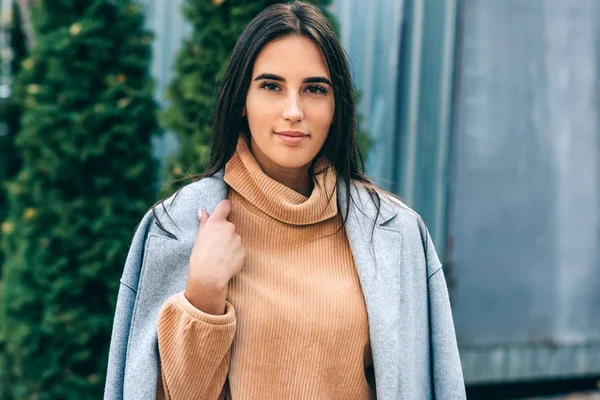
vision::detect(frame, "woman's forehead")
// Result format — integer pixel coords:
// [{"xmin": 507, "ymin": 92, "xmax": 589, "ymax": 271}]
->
[{"xmin": 252, "ymin": 35, "xmax": 331, "ymax": 80}]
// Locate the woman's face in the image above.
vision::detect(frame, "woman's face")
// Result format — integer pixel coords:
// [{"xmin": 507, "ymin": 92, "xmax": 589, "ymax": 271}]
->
[{"xmin": 244, "ymin": 34, "xmax": 335, "ymax": 173}]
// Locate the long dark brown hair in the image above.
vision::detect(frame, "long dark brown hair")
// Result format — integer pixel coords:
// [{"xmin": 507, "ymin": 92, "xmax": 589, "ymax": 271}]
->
[{"xmin": 153, "ymin": 1, "xmax": 385, "ymax": 238}]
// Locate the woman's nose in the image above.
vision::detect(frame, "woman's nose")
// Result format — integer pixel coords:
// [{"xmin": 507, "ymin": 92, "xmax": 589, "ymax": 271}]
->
[{"xmin": 282, "ymin": 94, "xmax": 304, "ymax": 122}]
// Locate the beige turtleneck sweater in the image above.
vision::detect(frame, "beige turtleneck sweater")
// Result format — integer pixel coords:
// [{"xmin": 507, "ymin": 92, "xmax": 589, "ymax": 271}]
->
[{"xmin": 156, "ymin": 136, "xmax": 374, "ymax": 399}]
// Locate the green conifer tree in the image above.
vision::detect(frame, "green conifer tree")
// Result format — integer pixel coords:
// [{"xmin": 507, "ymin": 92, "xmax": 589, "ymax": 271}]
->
[
  {"xmin": 0, "ymin": 1, "xmax": 159, "ymax": 398},
  {"xmin": 0, "ymin": 1, "xmax": 27, "ymax": 277}
]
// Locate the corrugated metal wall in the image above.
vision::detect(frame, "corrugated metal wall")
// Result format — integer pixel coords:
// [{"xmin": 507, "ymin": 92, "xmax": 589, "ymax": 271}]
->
[
  {"xmin": 392, "ymin": 0, "xmax": 458, "ymax": 254},
  {"xmin": 449, "ymin": 0, "xmax": 600, "ymax": 384}
]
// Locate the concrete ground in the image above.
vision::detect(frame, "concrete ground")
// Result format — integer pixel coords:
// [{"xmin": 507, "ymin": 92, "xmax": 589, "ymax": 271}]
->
[{"xmin": 525, "ymin": 391, "xmax": 600, "ymax": 400}]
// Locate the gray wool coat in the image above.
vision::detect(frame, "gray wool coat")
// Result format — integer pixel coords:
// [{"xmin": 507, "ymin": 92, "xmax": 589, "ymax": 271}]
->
[{"xmin": 104, "ymin": 169, "xmax": 466, "ymax": 400}]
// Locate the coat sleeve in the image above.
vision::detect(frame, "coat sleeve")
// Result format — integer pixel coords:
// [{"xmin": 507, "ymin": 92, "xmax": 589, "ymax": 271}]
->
[
  {"xmin": 104, "ymin": 211, "xmax": 155, "ymax": 400},
  {"xmin": 428, "ymin": 267, "xmax": 466, "ymax": 399},
  {"xmin": 421, "ymin": 223, "xmax": 466, "ymax": 399}
]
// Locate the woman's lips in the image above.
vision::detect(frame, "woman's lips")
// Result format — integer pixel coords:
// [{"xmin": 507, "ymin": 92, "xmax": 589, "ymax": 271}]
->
[{"xmin": 275, "ymin": 132, "xmax": 309, "ymax": 145}]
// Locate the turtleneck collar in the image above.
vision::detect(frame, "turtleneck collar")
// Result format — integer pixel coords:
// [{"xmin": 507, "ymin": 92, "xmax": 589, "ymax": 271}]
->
[{"xmin": 224, "ymin": 135, "xmax": 338, "ymax": 226}]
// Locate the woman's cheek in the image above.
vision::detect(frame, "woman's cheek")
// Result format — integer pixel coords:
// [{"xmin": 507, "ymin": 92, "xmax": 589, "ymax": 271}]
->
[{"xmin": 312, "ymin": 104, "xmax": 335, "ymax": 131}]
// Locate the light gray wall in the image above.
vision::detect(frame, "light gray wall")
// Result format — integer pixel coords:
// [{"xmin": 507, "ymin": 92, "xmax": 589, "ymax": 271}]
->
[{"xmin": 449, "ymin": 0, "xmax": 600, "ymax": 383}]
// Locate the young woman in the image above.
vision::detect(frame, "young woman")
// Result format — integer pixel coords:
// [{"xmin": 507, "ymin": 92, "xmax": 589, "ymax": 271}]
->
[{"xmin": 104, "ymin": 2, "xmax": 465, "ymax": 399}]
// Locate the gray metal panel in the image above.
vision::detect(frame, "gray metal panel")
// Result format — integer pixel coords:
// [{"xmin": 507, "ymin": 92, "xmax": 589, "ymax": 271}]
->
[
  {"xmin": 394, "ymin": 0, "xmax": 458, "ymax": 254},
  {"xmin": 461, "ymin": 344, "xmax": 600, "ymax": 384},
  {"xmin": 449, "ymin": 0, "xmax": 600, "ymax": 382},
  {"xmin": 333, "ymin": 0, "xmax": 405, "ymax": 190}
]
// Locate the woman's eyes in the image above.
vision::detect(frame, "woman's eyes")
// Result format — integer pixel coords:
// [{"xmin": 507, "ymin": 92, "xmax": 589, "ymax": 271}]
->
[
  {"xmin": 305, "ymin": 85, "xmax": 328, "ymax": 94},
  {"xmin": 259, "ymin": 82, "xmax": 328, "ymax": 95},
  {"xmin": 260, "ymin": 82, "xmax": 281, "ymax": 92}
]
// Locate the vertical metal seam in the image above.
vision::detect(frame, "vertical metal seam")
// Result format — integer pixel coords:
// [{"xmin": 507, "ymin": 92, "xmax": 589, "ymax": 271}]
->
[
  {"xmin": 433, "ymin": 0, "xmax": 458, "ymax": 253},
  {"xmin": 403, "ymin": 0, "xmax": 424, "ymax": 205}
]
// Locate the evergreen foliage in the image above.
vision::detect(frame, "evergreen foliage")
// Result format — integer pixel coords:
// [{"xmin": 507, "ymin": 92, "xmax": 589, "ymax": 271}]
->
[
  {"xmin": 0, "ymin": 1, "xmax": 27, "ymax": 277},
  {"xmin": 0, "ymin": 1, "xmax": 159, "ymax": 397}
]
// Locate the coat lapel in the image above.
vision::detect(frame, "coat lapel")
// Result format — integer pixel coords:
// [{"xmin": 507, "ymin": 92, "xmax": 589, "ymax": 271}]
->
[{"xmin": 338, "ymin": 179, "xmax": 402, "ymax": 399}]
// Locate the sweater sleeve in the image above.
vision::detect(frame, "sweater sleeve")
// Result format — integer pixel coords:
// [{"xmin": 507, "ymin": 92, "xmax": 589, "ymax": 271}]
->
[{"xmin": 157, "ymin": 291, "xmax": 236, "ymax": 400}]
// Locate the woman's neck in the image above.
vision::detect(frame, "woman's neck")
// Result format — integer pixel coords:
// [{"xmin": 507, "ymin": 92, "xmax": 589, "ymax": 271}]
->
[{"xmin": 249, "ymin": 138, "xmax": 314, "ymax": 197}]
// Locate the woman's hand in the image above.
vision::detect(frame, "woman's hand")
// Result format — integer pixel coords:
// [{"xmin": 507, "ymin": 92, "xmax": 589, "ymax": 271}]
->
[{"xmin": 184, "ymin": 200, "xmax": 245, "ymax": 315}]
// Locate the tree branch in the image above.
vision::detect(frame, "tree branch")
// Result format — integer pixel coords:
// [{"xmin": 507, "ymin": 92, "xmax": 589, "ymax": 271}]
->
[{"xmin": 16, "ymin": 0, "xmax": 34, "ymax": 50}]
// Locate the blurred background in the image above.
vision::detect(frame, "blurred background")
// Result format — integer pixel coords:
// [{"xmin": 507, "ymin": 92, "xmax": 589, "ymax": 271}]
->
[{"xmin": 0, "ymin": 0, "xmax": 598, "ymax": 399}]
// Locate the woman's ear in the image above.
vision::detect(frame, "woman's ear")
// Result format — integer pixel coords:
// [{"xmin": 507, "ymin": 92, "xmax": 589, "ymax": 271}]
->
[{"xmin": 241, "ymin": 107, "xmax": 246, "ymax": 117}]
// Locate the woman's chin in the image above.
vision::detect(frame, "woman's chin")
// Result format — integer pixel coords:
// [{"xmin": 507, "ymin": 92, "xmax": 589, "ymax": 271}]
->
[{"xmin": 274, "ymin": 159, "xmax": 312, "ymax": 170}]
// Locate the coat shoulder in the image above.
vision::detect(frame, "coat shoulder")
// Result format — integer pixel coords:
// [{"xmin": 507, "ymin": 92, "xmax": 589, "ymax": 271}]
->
[
  {"xmin": 377, "ymin": 191, "xmax": 442, "ymax": 276},
  {"xmin": 378, "ymin": 191, "xmax": 427, "ymax": 232},
  {"xmin": 148, "ymin": 171, "xmax": 227, "ymax": 240}
]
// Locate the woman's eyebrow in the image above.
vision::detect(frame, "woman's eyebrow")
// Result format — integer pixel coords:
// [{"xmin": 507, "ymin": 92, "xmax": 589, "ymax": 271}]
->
[{"xmin": 253, "ymin": 73, "xmax": 332, "ymax": 86}]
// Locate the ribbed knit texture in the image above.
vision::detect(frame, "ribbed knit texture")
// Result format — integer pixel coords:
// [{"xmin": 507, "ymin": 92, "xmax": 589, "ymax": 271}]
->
[{"xmin": 156, "ymin": 135, "xmax": 374, "ymax": 399}]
